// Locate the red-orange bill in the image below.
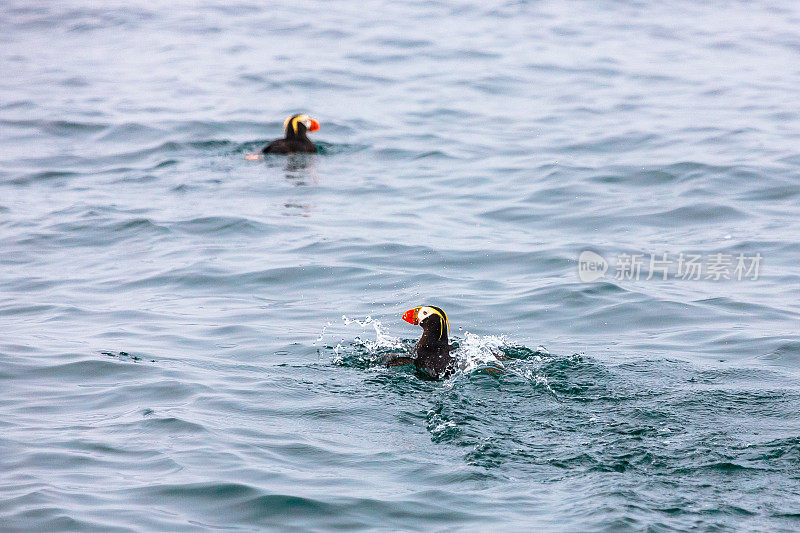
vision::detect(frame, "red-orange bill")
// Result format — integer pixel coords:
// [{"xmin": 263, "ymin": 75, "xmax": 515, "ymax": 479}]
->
[{"xmin": 402, "ymin": 307, "xmax": 419, "ymax": 325}]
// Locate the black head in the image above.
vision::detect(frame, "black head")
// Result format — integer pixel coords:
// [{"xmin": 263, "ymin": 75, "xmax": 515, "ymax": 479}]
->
[
  {"xmin": 402, "ymin": 305, "xmax": 450, "ymax": 343},
  {"xmin": 283, "ymin": 113, "xmax": 320, "ymax": 140}
]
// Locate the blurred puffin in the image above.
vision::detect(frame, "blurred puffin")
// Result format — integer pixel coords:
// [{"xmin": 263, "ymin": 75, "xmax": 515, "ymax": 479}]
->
[
  {"xmin": 261, "ymin": 113, "xmax": 320, "ymax": 154},
  {"xmin": 387, "ymin": 306, "xmax": 455, "ymax": 380}
]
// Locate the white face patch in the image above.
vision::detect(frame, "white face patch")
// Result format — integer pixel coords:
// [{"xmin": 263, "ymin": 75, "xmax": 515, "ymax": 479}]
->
[
  {"xmin": 418, "ymin": 307, "xmax": 433, "ymax": 322},
  {"xmin": 417, "ymin": 306, "xmax": 449, "ymax": 339}
]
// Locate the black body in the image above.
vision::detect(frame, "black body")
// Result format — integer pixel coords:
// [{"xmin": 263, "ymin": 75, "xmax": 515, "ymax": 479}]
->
[
  {"xmin": 262, "ymin": 116, "xmax": 316, "ymax": 154},
  {"xmin": 389, "ymin": 308, "xmax": 454, "ymax": 380}
]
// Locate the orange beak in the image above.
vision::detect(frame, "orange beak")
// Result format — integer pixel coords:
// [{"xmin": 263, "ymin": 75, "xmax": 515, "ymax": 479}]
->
[
  {"xmin": 308, "ymin": 118, "xmax": 320, "ymax": 132},
  {"xmin": 402, "ymin": 307, "xmax": 420, "ymax": 325}
]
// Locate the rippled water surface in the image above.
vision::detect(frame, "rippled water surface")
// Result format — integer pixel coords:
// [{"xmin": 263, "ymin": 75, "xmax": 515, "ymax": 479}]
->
[{"xmin": 3, "ymin": 1, "xmax": 800, "ymax": 531}]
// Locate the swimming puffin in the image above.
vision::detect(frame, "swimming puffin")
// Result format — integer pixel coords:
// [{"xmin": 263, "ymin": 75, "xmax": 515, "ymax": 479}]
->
[
  {"xmin": 387, "ymin": 306, "xmax": 455, "ymax": 380},
  {"xmin": 261, "ymin": 113, "xmax": 320, "ymax": 154}
]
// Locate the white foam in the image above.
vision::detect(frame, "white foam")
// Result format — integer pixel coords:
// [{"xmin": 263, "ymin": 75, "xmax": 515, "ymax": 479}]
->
[
  {"xmin": 452, "ymin": 331, "xmax": 509, "ymax": 374},
  {"xmin": 319, "ymin": 315, "xmax": 407, "ymax": 366},
  {"xmin": 319, "ymin": 316, "xmax": 555, "ymax": 393}
]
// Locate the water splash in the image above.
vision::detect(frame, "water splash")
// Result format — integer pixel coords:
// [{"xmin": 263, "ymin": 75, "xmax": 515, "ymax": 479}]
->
[
  {"xmin": 318, "ymin": 316, "xmax": 554, "ymax": 389},
  {"xmin": 449, "ymin": 333, "xmax": 557, "ymax": 396},
  {"xmin": 314, "ymin": 321, "xmax": 333, "ymax": 344},
  {"xmin": 316, "ymin": 315, "xmax": 408, "ymax": 367},
  {"xmin": 340, "ymin": 315, "xmax": 405, "ymax": 350}
]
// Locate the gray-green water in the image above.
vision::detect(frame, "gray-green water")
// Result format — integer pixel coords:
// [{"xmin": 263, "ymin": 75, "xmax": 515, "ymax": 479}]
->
[{"xmin": 2, "ymin": 1, "xmax": 800, "ymax": 531}]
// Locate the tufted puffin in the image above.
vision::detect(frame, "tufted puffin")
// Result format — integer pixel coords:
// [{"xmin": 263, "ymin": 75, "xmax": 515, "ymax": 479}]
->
[
  {"xmin": 261, "ymin": 113, "xmax": 319, "ymax": 154},
  {"xmin": 387, "ymin": 306, "xmax": 455, "ymax": 380}
]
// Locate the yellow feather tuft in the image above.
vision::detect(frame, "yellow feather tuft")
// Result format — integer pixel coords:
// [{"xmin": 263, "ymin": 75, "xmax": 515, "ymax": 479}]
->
[{"xmin": 423, "ymin": 306, "xmax": 450, "ymax": 340}]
